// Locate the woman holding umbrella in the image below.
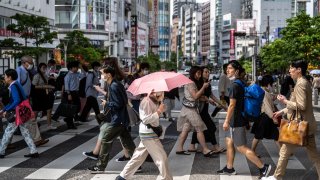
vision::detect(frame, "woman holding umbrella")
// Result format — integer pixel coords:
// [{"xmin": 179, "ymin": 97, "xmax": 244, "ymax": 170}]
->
[
  {"xmin": 175, "ymin": 66, "xmax": 215, "ymax": 157},
  {"xmin": 116, "ymin": 91, "xmax": 173, "ymax": 180}
]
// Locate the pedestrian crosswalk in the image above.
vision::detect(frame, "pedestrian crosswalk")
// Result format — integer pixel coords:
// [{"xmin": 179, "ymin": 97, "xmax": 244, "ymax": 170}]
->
[{"xmin": 0, "ymin": 113, "xmax": 316, "ymax": 180}]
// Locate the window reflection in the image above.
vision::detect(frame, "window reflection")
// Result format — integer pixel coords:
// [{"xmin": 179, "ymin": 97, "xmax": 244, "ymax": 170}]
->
[{"xmin": 55, "ymin": 0, "xmax": 109, "ymax": 30}]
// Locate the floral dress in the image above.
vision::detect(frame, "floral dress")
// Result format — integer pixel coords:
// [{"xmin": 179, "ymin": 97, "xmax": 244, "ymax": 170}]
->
[{"xmin": 177, "ymin": 82, "xmax": 207, "ymax": 132}]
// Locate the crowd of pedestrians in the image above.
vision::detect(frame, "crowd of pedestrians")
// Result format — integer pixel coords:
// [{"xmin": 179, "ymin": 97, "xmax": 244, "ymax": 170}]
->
[{"xmin": 1, "ymin": 55, "xmax": 320, "ymax": 180}]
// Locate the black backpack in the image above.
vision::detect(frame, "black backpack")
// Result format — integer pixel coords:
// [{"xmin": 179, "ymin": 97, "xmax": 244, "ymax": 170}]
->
[
  {"xmin": 55, "ymin": 71, "xmax": 68, "ymax": 92},
  {"xmin": 79, "ymin": 72, "xmax": 95, "ymax": 98}
]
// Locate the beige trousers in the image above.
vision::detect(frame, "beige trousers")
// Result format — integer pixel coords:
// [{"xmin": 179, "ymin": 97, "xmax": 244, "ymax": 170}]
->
[
  {"xmin": 274, "ymin": 135, "xmax": 320, "ymax": 179},
  {"xmin": 26, "ymin": 120, "xmax": 41, "ymax": 142},
  {"xmin": 120, "ymin": 138, "xmax": 173, "ymax": 180}
]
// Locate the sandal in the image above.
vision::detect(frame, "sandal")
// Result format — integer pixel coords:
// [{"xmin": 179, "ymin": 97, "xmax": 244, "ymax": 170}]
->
[
  {"xmin": 187, "ymin": 149, "xmax": 198, "ymax": 153},
  {"xmin": 176, "ymin": 151, "xmax": 191, "ymax": 155},
  {"xmin": 212, "ymin": 147, "xmax": 227, "ymax": 154},
  {"xmin": 218, "ymin": 147, "xmax": 227, "ymax": 153},
  {"xmin": 203, "ymin": 150, "xmax": 216, "ymax": 157}
]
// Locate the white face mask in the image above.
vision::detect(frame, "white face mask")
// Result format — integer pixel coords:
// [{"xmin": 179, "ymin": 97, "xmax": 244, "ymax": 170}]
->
[
  {"xmin": 27, "ymin": 64, "xmax": 33, "ymax": 70},
  {"xmin": 228, "ymin": 76, "xmax": 236, "ymax": 81},
  {"xmin": 143, "ymin": 70, "xmax": 149, "ymax": 75}
]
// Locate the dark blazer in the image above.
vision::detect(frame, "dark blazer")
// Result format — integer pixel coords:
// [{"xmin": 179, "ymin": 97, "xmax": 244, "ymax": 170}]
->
[{"xmin": 107, "ymin": 79, "xmax": 129, "ymax": 127}]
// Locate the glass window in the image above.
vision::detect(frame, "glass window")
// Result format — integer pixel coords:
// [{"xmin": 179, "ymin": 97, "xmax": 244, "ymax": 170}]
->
[
  {"xmin": 0, "ymin": 16, "xmax": 11, "ymax": 28},
  {"xmin": 57, "ymin": 11, "xmax": 71, "ymax": 24},
  {"xmin": 56, "ymin": 0, "xmax": 79, "ymax": 5}
]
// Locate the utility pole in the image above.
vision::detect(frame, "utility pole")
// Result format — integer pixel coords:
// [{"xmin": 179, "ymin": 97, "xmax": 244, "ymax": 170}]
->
[
  {"xmin": 177, "ymin": 45, "xmax": 179, "ymax": 71},
  {"xmin": 266, "ymin": 16, "xmax": 270, "ymax": 44},
  {"xmin": 165, "ymin": 43, "xmax": 168, "ymax": 61},
  {"xmin": 252, "ymin": 32, "xmax": 258, "ymax": 82}
]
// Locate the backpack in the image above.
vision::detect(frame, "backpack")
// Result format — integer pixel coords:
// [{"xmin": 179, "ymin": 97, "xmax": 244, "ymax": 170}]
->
[
  {"xmin": 79, "ymin": 72, "xmax": 95, "ymax": 98},
  {"xmin": 234, "ymin": 80, "xmax": 265, "ymax": 120},
  {"xmin": 55, "ymin": 71, "xmax": 68, "ymax": 92}
]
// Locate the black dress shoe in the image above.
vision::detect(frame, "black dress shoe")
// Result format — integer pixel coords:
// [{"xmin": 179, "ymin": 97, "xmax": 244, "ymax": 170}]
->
[
  {"xmin": 0, "ymin": 154, "xmax": 5, "ymax": 158},
  {"xmin": 24, "ymin": 152, "xmax": 39, "ymax": 158},
  {"xmin": 68, "ymin": 125, "xmax": 77, "ymax": 129},
  {"xmin": 34, "ymin": 139, "xmax": 49, "ymax": 147}
]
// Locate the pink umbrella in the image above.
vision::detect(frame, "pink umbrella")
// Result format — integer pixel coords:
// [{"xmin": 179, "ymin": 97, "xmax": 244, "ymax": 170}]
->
[{"xmin": 127, "ymin": 71, "xmax": 192, "ymax": 96}]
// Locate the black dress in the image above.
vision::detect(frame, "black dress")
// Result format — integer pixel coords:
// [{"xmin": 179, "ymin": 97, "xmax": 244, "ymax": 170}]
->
[
  {"xmin": 31, "ymin": 74, "xmax": 52, "ymax": 111},
  {"xmin": 191, "ymin": 85, "xmax": 217, "ymax": 145},
  {"xmin": 251, "ymin": 113, "xmax": 279, "ymax": 140}
]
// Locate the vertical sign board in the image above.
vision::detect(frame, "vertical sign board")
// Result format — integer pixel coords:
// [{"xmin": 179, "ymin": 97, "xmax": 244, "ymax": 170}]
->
[
  {"xmin": 131, "ymin": 15, "xmax": 138, "ymax": 60},
  {"xmin": 230, "ymin": 29, "xmax": 235, "ymax": 60},
  {"xmin": 153, "ymin": 0, "xmax": 158, "ymax": 48}
]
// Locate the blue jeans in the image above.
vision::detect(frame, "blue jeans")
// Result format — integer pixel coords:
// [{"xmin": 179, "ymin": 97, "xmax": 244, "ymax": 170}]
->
[{"xmin": 0, "ymin": 122, "xmax": 37, "ymax": 155}]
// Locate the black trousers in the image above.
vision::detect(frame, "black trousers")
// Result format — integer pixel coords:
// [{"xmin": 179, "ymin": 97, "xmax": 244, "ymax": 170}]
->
[
  {"xmin": 80, "ymin": 96, "xmax": 100, "ymax": 121},
  {"xmin": 64, "ymin": 91, "xmax": 80, "ymax": 127}
]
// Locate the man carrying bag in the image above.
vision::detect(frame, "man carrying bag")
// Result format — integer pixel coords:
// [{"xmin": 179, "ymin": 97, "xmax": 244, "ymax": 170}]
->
[{"xmin": 263, "ymin": 61, "xmax": 320, "ymax": 180}]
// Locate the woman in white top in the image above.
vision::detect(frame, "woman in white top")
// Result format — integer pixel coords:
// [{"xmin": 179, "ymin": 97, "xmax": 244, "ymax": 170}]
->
[{"xmin": 117, "ymin": 91, "xmax": 173, "ymax": 180}]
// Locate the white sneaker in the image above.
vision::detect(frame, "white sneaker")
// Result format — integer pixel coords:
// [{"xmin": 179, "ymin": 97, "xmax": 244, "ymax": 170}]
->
[
  {"xmin": 48, "ymin": 125, "xmax": 57, "ymax": 130},
  {"xmin": 261, "ymin": 176, "xmax": 277, "ymax": 180}
]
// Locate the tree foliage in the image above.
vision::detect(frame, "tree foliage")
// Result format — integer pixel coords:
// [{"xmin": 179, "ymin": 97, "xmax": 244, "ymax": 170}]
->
[
  {"xmin": 137, "ymin": 52, "xmax": 161, "ymax": 72},
  {"xmin": 58, "ymin": 30, "xmax": 101, "ymax": 65},
  {"xmin": 260, "ymin": 12, "xmax": 320, "ymax": 72},
  {"xmin": 5, "ymin": 13, "xmax": 57, "ymax": 63},
  {"xmin": 238, "ymin": 56, "xmax": 252, "ymax": 74}
]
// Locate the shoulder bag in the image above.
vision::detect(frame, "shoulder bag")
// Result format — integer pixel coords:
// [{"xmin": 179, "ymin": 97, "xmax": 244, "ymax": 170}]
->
[
  {"xmin": 146, "ymin": 124, "xmax": 163, "ymax": 137},
  {"xmin": 12, "ymin": 84, "xmax": 35, "ymax": 125},
  {"xmin": 96, "ymin": 89, "xmax": 112, "ymax": 125},
  {"xmin": 278, "ymin": 105, "xmax": 308, "ymax": 146}
]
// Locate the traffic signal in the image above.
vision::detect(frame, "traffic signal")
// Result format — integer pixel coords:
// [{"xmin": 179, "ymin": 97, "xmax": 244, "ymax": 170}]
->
[{"xmin": 234, "ymin": 32, "xmax": 246, "ymax": 36}]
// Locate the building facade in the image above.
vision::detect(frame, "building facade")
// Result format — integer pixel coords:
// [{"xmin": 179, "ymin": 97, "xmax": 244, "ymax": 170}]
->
[
  {"xmin": 173, "ymin": 0, "xmax": 196, "ymax": 19},
  {"xmin": 132, "ymin": 0, "xmax": 148, "ymax": 60},
  {"xmin": 216, "ymin": 0, "xmax": 242, "ymax": 64},
  {"xmin": 55, "ymin": 0, "xmax": 110, "ymax": 51},
  {"xmin": 253, "ymin": 0, "xmax": 292, "ymax": 39},
  {"xmin": 191, "ymin": 10, "xmax": 202, "ymax": 62},
  {"xmin": 158, "ymin": 0, "xmax": 170, "ymax": 61},
  {"xmin": 0, "ymin": 0, "xmax": 56, "ymax": 70},
  {"xmin": 55, "ymin": 0, "xmax": 132, "ymax": 67},
  {"xmin": 201, "ymin": 2, "xmax": 210, "ymax": 64},
  {"xmin": 170, "ymin": 17, "xmax": 179, "ymax": 53}
]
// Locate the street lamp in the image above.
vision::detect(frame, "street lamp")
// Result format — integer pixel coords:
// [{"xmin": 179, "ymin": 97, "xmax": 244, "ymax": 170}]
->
[
  {"xmin": 176, "ymin": 45, "xmax": 179, "ymax": 71},
  {"xmin": 60, "ymin": 39, "xmax": 69, "ymax": 68},
  {"xmin": 164, "ymin": 43, "xmax": 168, "ymax": 61}
]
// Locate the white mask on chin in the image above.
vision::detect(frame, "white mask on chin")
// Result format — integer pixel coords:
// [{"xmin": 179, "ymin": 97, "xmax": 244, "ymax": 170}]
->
[{"xmin": 229, "ymin": 76, "xmax": 236, "ymax": 81}]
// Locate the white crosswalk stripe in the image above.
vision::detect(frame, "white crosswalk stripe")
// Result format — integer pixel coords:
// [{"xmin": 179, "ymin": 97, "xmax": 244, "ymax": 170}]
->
[{"xmin": 0, "ymin": 112, "xmax": 314, "ymax": 180}]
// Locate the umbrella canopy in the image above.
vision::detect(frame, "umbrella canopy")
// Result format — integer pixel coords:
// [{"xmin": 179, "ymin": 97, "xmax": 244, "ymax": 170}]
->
[
  {"xmin": 127, "ymin": 71, "xmax": 193, "ymax": 96},
  {"xmin": 310, "ymin": 69, "xmax": 320, "ymax": 75}
]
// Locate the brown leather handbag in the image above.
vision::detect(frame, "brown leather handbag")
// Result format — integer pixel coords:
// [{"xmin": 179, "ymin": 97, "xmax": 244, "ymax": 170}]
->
[{"xmin": 278, "ymin": 107, "xmax": 308, "ymax": 146}]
